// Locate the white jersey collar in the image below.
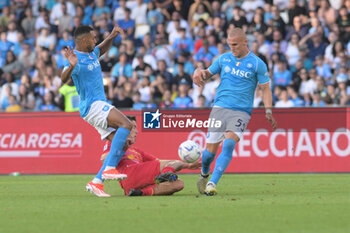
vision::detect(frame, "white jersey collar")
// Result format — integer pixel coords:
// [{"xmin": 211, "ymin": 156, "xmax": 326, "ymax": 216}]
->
[
  {"xmin": 74, "ymin": 50, "xmax": 90, "ymax": 54},
  {"xmin": 236, "ymin": 51, "xmax": 251, "ymax": 60}
]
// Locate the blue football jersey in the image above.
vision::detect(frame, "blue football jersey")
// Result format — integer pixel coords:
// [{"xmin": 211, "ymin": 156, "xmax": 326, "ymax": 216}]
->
[
  {"xmin": 208, "ymin": 51, "xmax": 270, "ymax": 115},
  {"xmin": 64, "ymin": 47, "xmax": 106, "ymax": 117}
]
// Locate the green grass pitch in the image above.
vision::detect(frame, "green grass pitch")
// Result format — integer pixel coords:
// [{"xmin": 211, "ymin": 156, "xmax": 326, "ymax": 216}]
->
[{"xmin": 0, "ymin": 174, "xmax": 349, "ymax": 233}]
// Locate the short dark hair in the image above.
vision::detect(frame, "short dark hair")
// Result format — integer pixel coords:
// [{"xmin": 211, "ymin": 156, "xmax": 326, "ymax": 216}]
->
[
  {"xmin": 74, "ymin": 25, "xmax": 93, "ymax": 39},
  {"xmin": 287, "ymin": 85, "xmax": 297, "ymax": 93},
  {"xmin": 127, "ymin": 116, "xmax": 136, "ymax": 122}
]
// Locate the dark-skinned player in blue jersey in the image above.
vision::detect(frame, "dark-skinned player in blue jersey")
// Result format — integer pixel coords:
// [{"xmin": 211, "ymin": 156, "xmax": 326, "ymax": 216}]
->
[{"xmin": 61, "ymin": 25, "xmax": 132, "ymax": 197}]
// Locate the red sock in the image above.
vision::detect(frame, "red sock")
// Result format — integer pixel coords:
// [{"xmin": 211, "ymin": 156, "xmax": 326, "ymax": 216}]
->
[
  {"xmin": 142, "ymin": 184, "xmax": 157, "ymax": 196},
  {"xmin": 161, "ymin": 166, "xmax": 175, "ymax": 174}
]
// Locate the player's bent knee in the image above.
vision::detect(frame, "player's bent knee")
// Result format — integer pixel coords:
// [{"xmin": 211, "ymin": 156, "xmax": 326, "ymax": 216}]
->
[
  {"xmin": 109, "ymin": 118, "xmax": 132, "ymax": 130},
  {"xmin": 206, "ymin": 143, "xmax": 220, "ymax": 154},
  {"xmin": 173, "ymin": 180, "xmax": 184, "ymax": 192},
  {"xmin": 225, "ymin": 132, "xmax": 240, "ymax": 143},
  {"xmin": 107, "ymin": 109, "xmax": 133, "ymax": 130}
]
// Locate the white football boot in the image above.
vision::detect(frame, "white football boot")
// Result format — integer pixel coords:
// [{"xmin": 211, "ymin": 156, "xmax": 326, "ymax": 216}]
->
[{"xmin": 204, "ymin": 182, "xmax": 217, "ymax": 196}]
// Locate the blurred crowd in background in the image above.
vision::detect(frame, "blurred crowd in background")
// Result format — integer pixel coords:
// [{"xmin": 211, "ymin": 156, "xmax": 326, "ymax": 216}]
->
[{"xmin": 0, "ymin": 0, "xmax": 350, "ymax": 112}]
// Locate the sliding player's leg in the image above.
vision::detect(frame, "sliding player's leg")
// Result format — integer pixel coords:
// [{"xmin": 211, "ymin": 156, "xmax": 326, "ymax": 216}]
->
[
  {"xmin": 120, "ymin": 160, "xmax": 161, "ymax": 195},
  {"xmin": 126, "ymin": 161, "xmax": 184, "ymax": 196},
  {"xmin": 154, "ymin": 180, "xmax": 184, "ymax": 195},
  {"xmin": 128, "ymin": 180, "xmax": 184, "ymax": 196}
]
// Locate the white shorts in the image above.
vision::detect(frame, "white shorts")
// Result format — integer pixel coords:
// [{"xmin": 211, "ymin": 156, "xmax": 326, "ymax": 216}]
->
[
  {"xmin": 83, "ymin": 101, "xmax": 116, "ymax": 140},
  {"xmin": 206, "ymin": 106, "xmax": 251, "ymax": 143}
]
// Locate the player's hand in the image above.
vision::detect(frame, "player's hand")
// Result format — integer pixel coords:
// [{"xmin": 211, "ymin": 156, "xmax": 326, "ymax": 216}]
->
[
  {"xmin": 193, "ymin": 68, "xmax": 207, "ymax": 87},
  {"xmin": 64, "ymin": 46, "xmax": 78, "ymax": 67},
  {"xmin": 187, "ymin": 160, "xmax": 202, "ymax": 170},
  {"xmin": 111, "ymin": 24, "xmax": 125, "ymax": 38},
  {"xmin": 266, "ymin": 113, "xmax": 277, "ymax": 130}
]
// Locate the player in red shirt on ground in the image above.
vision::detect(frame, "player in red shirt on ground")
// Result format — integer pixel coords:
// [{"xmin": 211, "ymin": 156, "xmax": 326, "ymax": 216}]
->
[{"xmin": 101, "ymin": 116, "xmax": 201, "ymax": 196}]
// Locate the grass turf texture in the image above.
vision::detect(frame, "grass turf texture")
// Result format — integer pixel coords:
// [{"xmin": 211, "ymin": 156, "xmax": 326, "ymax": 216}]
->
[{"xmin": 0, "ymin": 174, "xmax": 349, "ymax": 233}]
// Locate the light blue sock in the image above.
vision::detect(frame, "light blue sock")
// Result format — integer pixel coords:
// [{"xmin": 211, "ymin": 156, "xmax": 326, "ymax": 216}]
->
[
  {"xmin": 201, "ymin": 149, "xmax": 216, "ymax": 175},
  {"xmin": 210, "ymin": 139, "xmax": 236, "ymax": 185},
  {"xmin": 95, "ymin": 127, "xmax": 130, "ymax": 180},
  {"xmin": 105, "ymin": 127, "xmax": 130, "ymax": 167},
  {"xmin": 95, "ymin": 155, "xmax": 109, "ymax": 181}
]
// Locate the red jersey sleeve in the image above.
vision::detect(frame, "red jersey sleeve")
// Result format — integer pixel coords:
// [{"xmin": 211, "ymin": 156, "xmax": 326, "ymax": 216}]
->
[{"xmin": 132, "ymin": 147, "xmax": 157, "ymax": 162}]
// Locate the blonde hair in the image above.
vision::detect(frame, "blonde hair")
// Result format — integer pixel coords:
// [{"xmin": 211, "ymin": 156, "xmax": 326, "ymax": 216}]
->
[{"xmin": 228, "ymin": 27, "xmax": 246, "ymax": 39}]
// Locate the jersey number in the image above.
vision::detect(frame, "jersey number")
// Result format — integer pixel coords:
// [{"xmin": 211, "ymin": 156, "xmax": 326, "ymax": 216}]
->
[{"xmin": 235, "ymin": 119, "xmax": 246, "ymax": 132}]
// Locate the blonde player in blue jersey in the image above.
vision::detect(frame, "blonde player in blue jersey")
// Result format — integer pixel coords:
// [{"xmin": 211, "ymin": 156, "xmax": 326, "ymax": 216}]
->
[
  {"xmin": 61, "ymin": 25, "xmax": 133, "ymax": 197},
  {"xmin": 193, "ymin": 28, "xmax": 277, "ymax": 196}
]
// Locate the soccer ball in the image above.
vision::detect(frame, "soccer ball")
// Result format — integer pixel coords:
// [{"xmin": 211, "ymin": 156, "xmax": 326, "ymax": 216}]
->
[{"xmin": 178, "ymin": 140, "xmax": 202, "ymax": 163}]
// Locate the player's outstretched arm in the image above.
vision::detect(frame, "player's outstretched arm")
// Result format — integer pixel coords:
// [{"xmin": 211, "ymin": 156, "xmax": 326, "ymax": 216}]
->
[
  {"xmin": 98, "ymin": 24, "xmax": 125, "ymax": 57},
  {"xmin": 182, "ymin": 160, "xmax": 202, "ymax": 170},
  {"xmin": 260, "ymin": 83, "xmax": 277, "ymax": 130},
  {"xmin": 61, "ymin": 46, "xmax": 77, "ymax": 83},
  {"xmin": 161, "ymin": 160, "xmax": 201, "ymax": 172},
  {"xmin": 193, "ymin": 68, "xmax": 212, "ymax": 87}
]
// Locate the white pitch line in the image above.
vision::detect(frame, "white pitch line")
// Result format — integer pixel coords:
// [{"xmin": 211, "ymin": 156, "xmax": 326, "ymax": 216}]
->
[{"xmin": 0, "ymin": 151, "xmax": 40, "ymax": 157}]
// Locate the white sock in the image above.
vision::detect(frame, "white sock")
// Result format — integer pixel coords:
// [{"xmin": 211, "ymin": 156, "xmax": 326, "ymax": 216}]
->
[
  {"xmin": 207, "ymin": 182, "xmax": 216, "ymax": 187},
  {"xmin": 201, "ymin": 171, "xmax": 209, "ymax": 177},
  {"xmin": 92, "ymin": 178, "xmax": 103, "ymax": 184},
  {"xmin": 105, "ymin": 166, "xmax": 115, "ymax": 171}
]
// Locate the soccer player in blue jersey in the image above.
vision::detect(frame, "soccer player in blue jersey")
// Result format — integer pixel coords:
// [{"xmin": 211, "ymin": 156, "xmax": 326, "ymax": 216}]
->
[
  {"xmin": 61, "ymin": 25, "xmax": 133, "ymax": 197},
  {"xmin": 193, "ymin": 28, "xmax": 277, "ymax": 196}
]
